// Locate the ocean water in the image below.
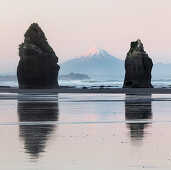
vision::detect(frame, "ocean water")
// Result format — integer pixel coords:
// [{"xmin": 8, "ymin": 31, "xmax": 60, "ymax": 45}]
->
[
  {"xmin": 1, "ymin": 93, "xmax": 171, "ymax": 169},
  {"xmin": 0, "ymin": 74, "xmax": 171, "ymax": 88}
]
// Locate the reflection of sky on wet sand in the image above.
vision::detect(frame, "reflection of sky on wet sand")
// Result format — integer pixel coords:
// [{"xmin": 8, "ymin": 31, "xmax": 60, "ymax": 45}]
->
[{"xmin": 0, "ymin": 94, "xmax": 171, "ymax": 169}]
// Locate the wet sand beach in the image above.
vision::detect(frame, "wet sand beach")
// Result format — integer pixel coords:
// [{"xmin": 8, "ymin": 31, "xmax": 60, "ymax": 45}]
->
[
  {"xmin": 1, "ymin": 87, "xmax": 171, "ymax": 94},
  {"xmin": 0, "ymin": 92, "xmax": 171, "ymax": 169}
]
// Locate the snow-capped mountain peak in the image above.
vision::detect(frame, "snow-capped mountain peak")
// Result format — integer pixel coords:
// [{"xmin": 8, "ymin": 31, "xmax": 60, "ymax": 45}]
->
[
  {"xmin": 60, "ymin": 46, "xmax": 124, "ymax": 76},
  {"xmin": 82, "ymin": 46, "xmax": 106, "ymax": 57}
]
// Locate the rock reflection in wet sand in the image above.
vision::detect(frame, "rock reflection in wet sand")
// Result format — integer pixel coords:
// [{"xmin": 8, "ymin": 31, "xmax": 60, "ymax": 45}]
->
[
  {"xmin": 17, "ymin": 100, "xmax": 58, "ymax": 158},
  {"xmin": 125, "ymin": 95, "xmax": 152, "ymax": 144}
]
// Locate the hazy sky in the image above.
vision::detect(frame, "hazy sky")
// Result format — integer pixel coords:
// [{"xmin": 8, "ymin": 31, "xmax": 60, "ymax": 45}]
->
[{"xmin": 1, "ymin": 0, "xmax": 171, "ymax": 72}]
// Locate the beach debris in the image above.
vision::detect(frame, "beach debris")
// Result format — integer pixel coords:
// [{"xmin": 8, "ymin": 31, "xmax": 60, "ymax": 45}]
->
[
  {"xmin": 17, "ymin": 23, "xmax": 60, "ymax": 89},
  {"xmin": 99, "ymin": 85, "xmax": 104, "ymax": 89},
  {"xmin": 123, "ymin": 39, "xmax": 153, "ymax": 88}
]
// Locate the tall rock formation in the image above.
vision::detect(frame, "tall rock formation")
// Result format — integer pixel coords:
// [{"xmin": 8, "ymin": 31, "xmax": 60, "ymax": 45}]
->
[
  {"xmin": 17, "ymin": 23, "xmax": 60, "ymax": 89},
  {"xmin": 123, "ymin": 39, "xmax": 153, "ymax": 88}
]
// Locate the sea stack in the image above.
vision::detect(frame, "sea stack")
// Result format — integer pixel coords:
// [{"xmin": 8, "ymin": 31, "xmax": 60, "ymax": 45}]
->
[
  {"xmin": 17, "ymin": 23, "xmax": 60, "ymax": 89},
  {"xmin": 123, "ymin": 39, "xmax": 153, "ymax": 88}
]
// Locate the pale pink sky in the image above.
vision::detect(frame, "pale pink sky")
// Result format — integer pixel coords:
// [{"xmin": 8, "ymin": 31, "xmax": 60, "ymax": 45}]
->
[{"xmin": 0, "ymin": 0, "xmax": 171, "ymax": 72}]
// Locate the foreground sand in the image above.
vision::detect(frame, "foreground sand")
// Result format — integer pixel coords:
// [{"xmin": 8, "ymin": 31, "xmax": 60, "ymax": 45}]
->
[
  {"xmin": 1, "ymin": 93, "xmax": 171, "ymax": 170},
  {"xmin": 1, "ymin": 87, "xmax": 171, "ymax": 94}
]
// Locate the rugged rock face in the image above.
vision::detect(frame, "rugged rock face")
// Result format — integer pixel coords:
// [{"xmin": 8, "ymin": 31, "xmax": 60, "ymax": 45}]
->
[
  {"xmin": 17, "ymin": 23, "xmax": 60, "ymax": 89},
  {"xmin": 123, "ymin": 39, "xmax": 153, "ymax": 88}
]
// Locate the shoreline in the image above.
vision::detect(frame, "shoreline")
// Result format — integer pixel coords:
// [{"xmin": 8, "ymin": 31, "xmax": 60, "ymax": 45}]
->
[{"xmin": 0, "ymin": 87, "xmax": 171, "ymax": 94}]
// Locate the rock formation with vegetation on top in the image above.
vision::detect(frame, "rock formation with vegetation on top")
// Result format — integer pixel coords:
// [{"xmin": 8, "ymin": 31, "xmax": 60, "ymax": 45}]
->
[
  {"xmin": 17, "ymin": 23, "xmax": 60, "ymax": 89},
  {"xmin": 123, "ymin": 39, "xmax": 153, "ymax": 88}
]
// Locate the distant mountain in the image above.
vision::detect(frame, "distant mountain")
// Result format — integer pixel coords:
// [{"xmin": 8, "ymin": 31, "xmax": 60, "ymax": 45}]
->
[
  {"xmin": 59, "ymin": 47, "xmax": 124, "ymax": 78},
  {"xmin": 152, "ymin": 62, "xmax": 171, "ymax": 79},
  {"xmin": 59, "ymin": 46, "xmax": 171, "ymax": 80},
  {"xmin": 59, "ymin": 73, "xmax": 90, "ymax": 80}
]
